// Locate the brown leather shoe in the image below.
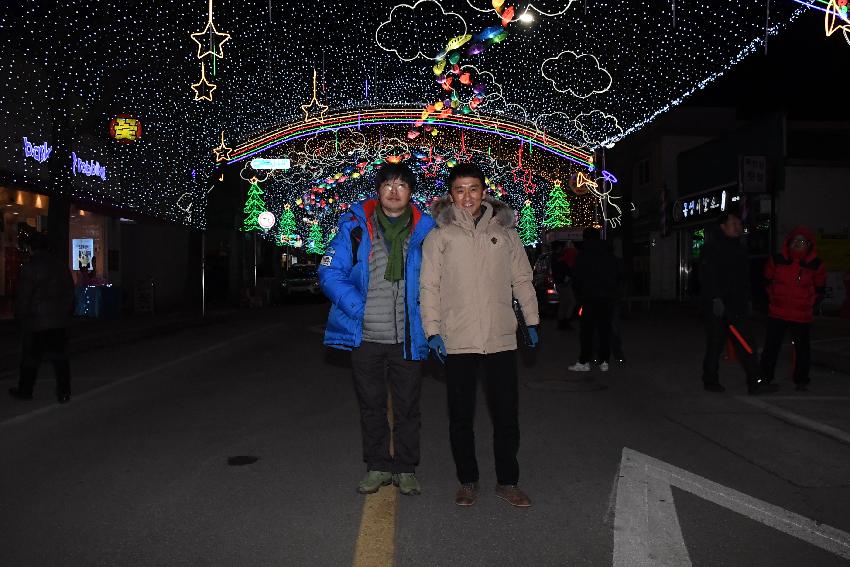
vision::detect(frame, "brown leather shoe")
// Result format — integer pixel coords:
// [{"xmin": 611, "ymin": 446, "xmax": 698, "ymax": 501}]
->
[
  {"xmin": 495, "ymin": 485, "xmax": 532, "ymax": 507},
  {"xmin": 454, "ymin": 483, "xmax": 479, "ymax": 506}
]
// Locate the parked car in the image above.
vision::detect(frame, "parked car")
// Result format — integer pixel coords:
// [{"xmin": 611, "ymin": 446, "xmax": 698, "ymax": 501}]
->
[
  {"xmin": 280, "ymin": 265, "xmax": 321, "ymax": 297},
  {"xmin": 532, "ymin": 252, "xmax": 560, "ymax": 310}
]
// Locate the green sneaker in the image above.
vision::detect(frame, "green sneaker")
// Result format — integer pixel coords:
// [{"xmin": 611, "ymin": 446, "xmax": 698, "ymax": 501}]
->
[
  {"xmin": 357, "ymin": 471, "xmax": 392, "ymax": 494},
  {"xmin": 393, "ymin": 472, "xmax": 421, "ymax": 496}
]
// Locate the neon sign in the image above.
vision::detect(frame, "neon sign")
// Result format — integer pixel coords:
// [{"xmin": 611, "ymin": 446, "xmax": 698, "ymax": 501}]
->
[
  {"xmin": 673, "ymin": 185, "xmax": 741, "ymax": 224},
  {"xmin": 22, "ymin": 137, "xmax": 52, "ymax": 163},
  {"xmin": 71, "ymin": 152, "xmax": 107, "ymax": 180},
  {"xmin": 251, "ymin": 158, "xmax": 291, "ymax": 170}
]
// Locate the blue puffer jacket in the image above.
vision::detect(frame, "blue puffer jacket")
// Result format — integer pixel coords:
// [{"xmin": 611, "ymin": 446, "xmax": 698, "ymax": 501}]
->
[{"xmin": 319, "ymin": 198, "xmax": 436, "ymax": 360}]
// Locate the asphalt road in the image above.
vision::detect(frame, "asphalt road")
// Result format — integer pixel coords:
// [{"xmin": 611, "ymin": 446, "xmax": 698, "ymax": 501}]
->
[{"xmin": 1, "ymin": 303, "xmax": 849, "ymax": 566}]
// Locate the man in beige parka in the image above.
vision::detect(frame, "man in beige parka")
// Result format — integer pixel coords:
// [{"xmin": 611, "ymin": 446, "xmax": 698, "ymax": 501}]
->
[{"xmin": 420, "ymin": 163, "xmax": 539, "ymax": 508}]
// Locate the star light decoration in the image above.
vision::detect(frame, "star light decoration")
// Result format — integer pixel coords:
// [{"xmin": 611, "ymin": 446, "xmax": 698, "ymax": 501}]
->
[
  {"xmin": 0, "ymin": 0, "xmax": 807, "ymax": 232},
  {"xmin": 191, "ymin": 62, "xmax": 217, "ymax": 101},
  {"xmin": 189, "ymin": 0, "xmax": 231, "ymax": 101},
  {"xmin": 190, "ymin": 0, "xmax": 232, "ymax": 59},
  {"xmin": 212, "ymin": 131, "xmax": 232, "ymax": 162},
  {"xmin": 300, "ymin": 69, "xmax": 329, "ymax": 123}
]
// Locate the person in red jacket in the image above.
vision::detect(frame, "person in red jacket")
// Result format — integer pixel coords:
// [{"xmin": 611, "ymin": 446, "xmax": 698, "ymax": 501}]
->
[{"xmin": 761, "ymin": 226, "xmax": 827, "ymax": 391}]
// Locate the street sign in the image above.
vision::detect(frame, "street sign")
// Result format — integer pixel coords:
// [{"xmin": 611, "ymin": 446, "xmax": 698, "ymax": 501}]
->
[
  {"xmin": 739, "ymin": 155, "xmax": 768, "ymax": 193},
  {"xmin": 673, "ymin": 183, "xmax": 740, "ymax": 224},
  {"xmin": 251, "ymin": 158, "xmax": 291, "ymax": 170},
  {"xmin": 257, "ymin": 211, "xmax": 276, "ymax": 230}
]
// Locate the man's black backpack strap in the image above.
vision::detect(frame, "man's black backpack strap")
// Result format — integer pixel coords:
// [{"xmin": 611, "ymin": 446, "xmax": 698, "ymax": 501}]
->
[{"xmin": 351, "ymin": 226, "xmax": 362, "ymax": 266}]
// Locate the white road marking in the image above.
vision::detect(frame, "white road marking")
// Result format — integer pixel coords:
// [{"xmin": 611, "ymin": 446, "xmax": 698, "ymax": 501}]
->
[
  {"xmin": 613, "ymin": 448, "xmax": 850, "ymax": 566},
  {"xmin": 735, "ymin": 396, "xmax": 850, "ymax": 447},
  {"xmin": 0, "ymin": 322, "xmax": 288, "ymax": 428}
]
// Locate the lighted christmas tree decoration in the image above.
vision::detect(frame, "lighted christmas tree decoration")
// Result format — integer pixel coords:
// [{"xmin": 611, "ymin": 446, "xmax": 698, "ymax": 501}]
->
[
  {"xmin": 543, "ymin": 179, "xmax": 572, "ymax": 229},
  {"xmin": 242, "ymin": 177, "xmax": 267, "ymax": 232},
  {"xmin": 306, "ymin": 220, "xmax": 325, "ymax": 254},
  {"xmin": 518, "ymin": 199, "xmax": 538, "ymax": 246},
  {"xmin": 276, "ymin": 204, "xmax": 297, "ymax": 246}
]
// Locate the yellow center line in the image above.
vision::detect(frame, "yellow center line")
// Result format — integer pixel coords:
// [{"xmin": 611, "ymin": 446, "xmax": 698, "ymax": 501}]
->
[{"xmin": 352, "ymin": 388, "xmax": 398, "ymax": 567}]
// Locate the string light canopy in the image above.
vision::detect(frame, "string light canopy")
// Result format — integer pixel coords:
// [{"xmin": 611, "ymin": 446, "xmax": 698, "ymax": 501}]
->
[{"xmin": 0, "ymin": 1, "xmax": 806, "ymax": 230}]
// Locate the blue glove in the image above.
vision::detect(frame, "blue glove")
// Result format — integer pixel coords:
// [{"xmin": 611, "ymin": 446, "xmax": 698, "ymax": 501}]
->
[
  {"xmin": 427, "ymin": 335, "xmax": 447, "ymax": 363},
  {"xmin": 528, "ymin": 326, "xmax": 539, "ymax": 348}
]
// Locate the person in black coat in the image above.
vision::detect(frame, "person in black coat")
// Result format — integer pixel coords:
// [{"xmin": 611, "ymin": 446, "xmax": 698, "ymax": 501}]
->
[
  {"xmin": 568, "ymin": 227, "xmax": 620, "ymax": 372},
  {"xmin": 9, "ymin": 232, "xmax": 75, "ymax": 403},
  {"xmin": 699, "ymin": 212, "xmax": 764, "ymax": 394}
]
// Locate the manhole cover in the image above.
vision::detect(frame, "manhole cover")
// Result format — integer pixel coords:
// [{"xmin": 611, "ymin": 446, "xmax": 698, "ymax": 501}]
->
[
  {"xmin": 525, "ymin": 380, "xmax": 608, "ymax": 392},
  {"xmin": 227, "ymin": 456, "xmax": 259, "ymax": 466}
]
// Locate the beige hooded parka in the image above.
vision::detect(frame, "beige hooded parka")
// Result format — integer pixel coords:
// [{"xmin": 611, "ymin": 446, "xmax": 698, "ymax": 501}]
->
[{"xmin": 419, "ymin": 196, "xmax": 539, "ymax": 355}]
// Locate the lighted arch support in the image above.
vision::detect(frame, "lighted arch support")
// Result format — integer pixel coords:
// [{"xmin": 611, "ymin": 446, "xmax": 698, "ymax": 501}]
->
[{"xmin": 222, "ymin": 108, "xmax": 595, "ymax": 170}]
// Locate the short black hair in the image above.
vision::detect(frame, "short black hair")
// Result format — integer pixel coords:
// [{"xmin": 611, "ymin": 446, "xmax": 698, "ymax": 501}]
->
[
  {"xmin": 582, "ymin": 227, "xmax": 600, "ymax": 241},
  {"xmin": 718, "ymin": 210, "xmax": 740, "ymax": 225},
  {"xmin": 375, "ymin": 162, "xmax": 416, "ymax": 193},
  {"xmin": 447, "ymin": 162, "xmax": 486, "ymax": 190}
]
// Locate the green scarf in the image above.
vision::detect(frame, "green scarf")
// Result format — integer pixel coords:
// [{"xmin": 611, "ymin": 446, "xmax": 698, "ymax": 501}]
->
[{"xmin": 376, "ymin": 205, "xmax": 412, "ymax": 282}]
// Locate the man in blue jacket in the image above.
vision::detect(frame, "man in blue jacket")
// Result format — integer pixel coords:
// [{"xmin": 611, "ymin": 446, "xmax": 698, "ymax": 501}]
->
[{"xmin": 319, "ymin": 162, "xmax": 435, "ymax": 496}]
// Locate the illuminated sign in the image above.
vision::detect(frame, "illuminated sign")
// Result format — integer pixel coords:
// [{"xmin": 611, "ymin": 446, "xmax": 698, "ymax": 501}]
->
[
  {"xmin": 251, "ymin": 158, "xmax": 291, "ymax": 170},
  {"xmin": 71, "ymin": 152, "xmax": 107, "ymax": 180},
  {"xmin": 673, "ymin": 185, "xmax": 741, "ymax": 224},
  {"xmin": 22, "ymin": 137, "xmax": 52, "ymax": 163}
]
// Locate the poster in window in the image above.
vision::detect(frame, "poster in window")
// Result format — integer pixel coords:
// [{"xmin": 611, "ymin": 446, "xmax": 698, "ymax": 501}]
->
[{"xmin": 72, "ymin": 238, "xmax": 94, "ymax": 271}]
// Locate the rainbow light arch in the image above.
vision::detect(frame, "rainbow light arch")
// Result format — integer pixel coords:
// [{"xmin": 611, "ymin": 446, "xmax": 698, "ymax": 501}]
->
[{"xmin": 221, "ymin": 108, "xmax": 596, "ymax": 170}]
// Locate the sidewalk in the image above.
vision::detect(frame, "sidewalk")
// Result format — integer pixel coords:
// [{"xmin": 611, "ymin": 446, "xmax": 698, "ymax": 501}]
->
[{"xmin": 0, "ymin": 309, "xmax": 237, "ymax": 379}]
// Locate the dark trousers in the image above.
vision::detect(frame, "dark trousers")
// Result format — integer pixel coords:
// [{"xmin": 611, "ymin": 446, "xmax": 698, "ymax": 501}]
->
[
  {"xmin": 350, "ymin": 341, "xmax": 422, "ymax": 473},
  {"xmin": 18, "ymin": 328, "xmax": 71, "ymax": 396},
  {"xmin": 445, "ymin": 350, "xmax": 520, "ymax": 486},
  {"xmin": 761, "ymin": 317, "xmax": 811, "ymax": 385},
  {"xmin": 579, "ymin": 300, "xmax": 613, "ymax": 364},
  {"xmin": 702, "ymin": 312, "xmax": 761, "ymax": 387}
]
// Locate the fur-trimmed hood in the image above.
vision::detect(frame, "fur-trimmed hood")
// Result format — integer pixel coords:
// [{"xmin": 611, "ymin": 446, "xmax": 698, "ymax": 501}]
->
[{"xmin": 429, "ymin": 195, "xmax": 516, "ymax": 229}]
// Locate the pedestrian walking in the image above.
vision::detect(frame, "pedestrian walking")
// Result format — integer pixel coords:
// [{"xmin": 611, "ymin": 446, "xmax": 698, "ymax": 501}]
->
[
  {"xmin": 699, "ymin": 212, "xmax": 764, "ymax": 394},
  {"xmin": 552, "ymin": 241, "xmax": 577, "ymax": 330},
  {"xmin": 318, "ymin": 163, "xmax": 436, "ymax": 496},
  {"xmin": 568, "ymin": 227, "xmax": 619, "ymax": 372},
  {"xmin": 420, "ymin": 163, "xmax": 539, "ymax": 508},
  {"xmin": 760, "ymin": 226, "xmax": 826, "ymax": 391},
  {"xmin": 9, "ymin": 232, "xmax": 75, "ymax": 404}
]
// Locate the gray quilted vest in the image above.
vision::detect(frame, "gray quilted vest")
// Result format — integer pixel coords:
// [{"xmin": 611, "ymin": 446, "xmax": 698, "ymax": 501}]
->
[{"xmin": 361, "ymin": 220, "xmax": 409, "ymax": 344}]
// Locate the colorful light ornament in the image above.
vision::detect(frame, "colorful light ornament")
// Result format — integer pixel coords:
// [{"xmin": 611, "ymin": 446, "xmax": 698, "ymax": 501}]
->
[{"xmin": 108, "ymin": 114, "xmax": 142, "ymax": 143}]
